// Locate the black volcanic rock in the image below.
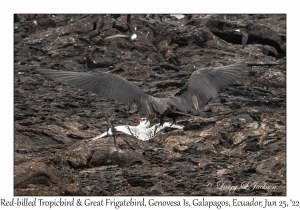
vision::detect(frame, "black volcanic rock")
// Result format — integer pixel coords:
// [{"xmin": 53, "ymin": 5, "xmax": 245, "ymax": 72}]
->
[{"xmin": 14, "ymin": 14, "xmax": 286, "ymax": 196}]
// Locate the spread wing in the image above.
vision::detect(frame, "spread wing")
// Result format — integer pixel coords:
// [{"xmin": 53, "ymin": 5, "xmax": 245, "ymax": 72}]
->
[
  {"xmin": 175, "ymin": 61, "xmax": 250, "ymax": 110},
  {"xmin": 37, "ymin": 69, "xmax": 168, "ymax": 115},
  {"xmin": 38, "ymin": 61, "xmax": 250, "ymax": 116}
]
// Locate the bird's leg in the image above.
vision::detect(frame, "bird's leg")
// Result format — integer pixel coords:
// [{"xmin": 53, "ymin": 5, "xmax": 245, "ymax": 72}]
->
[
  {"xmin": 113, "ymin": 135, "xmax": 119, "ymax": 153},
  {"xmin": 145, "ymin": 117, "xmax": 149, "ymax": 125},
  {"xmin": 159, "ymin": 114, "xmax": 164, "ymax": 126},
  {"xmin": 103, "ymin": 112, "xmax": 119, "ymax": 153},
  {"xmin": 111, "ymin": 126, "xmax": 119, "ymax": 153},
  {"xmin": 153, "ymin": 124, "xmax": 158, "ymax": 135},
  {"xmin": 170, "ymin": 117, "xmax": 176, "ymax": 126}
]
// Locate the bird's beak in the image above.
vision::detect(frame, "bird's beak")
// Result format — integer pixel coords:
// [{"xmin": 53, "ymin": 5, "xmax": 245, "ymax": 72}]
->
[{"xmin": 134, "ymin": 116, "xmax": 143, "ymax": 121}]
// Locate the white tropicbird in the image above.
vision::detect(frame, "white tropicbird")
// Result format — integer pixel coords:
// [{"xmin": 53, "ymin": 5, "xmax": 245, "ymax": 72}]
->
[{"xmin": 92, "ymin": 116, "xmax": 184, "ymax": 141}]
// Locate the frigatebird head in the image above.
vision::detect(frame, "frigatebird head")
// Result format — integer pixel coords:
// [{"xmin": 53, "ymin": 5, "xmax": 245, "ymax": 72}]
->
[{"xmin": 147, "ymin": 111, "xmax": 160, "ymax": 119}]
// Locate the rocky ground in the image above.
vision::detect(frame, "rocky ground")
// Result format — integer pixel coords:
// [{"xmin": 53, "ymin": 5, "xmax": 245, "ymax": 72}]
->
[{"xmin": 14, "ymin": 14, "xmax": 286, "ymax": 196}]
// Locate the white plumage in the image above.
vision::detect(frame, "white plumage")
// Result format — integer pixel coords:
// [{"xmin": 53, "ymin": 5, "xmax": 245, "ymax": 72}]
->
[{"xmin": 92, "ymin": 117, "xmax": 183, "ymax": 141}]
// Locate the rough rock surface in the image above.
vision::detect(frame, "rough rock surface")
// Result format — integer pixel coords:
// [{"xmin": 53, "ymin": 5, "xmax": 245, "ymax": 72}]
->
[{"xmin": 14, "ymin": 14, "xmax": 286, "ymax": 196}]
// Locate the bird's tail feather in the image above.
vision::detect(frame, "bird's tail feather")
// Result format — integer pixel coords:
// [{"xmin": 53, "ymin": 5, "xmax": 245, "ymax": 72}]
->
[{"xmin": 92, "ymin": 132, "xmax": 108, "ymax": 140}]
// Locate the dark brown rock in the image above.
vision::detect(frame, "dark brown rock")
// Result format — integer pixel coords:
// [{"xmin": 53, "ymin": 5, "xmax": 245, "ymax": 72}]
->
[{"xmin": 14, "ymin": 14, "xmax": 286, "ymax": 196}]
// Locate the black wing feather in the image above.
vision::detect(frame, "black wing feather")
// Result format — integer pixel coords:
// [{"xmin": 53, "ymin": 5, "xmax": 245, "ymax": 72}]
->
[
  {"xmin": 38, "ymin": 61, "xmax": 250, "ymax": 116},
  {"xmin": 176, "ymin": 61, "xmax": 250, "ymax": 110},
  {"xmin": 38, "ymin": 69, "xmax": 162, "ymax": 115}
]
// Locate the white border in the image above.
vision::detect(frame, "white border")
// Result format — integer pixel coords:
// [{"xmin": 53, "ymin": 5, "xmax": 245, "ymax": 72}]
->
[{"xmin": 2, "ymin": 0, "xmax": 296, "ymax": 209}]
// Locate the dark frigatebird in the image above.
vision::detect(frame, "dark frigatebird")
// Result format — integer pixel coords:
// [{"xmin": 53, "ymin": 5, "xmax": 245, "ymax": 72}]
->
[{"xmin": 38, "ymin": 60, "xmax": 252, "ymax": 125}]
